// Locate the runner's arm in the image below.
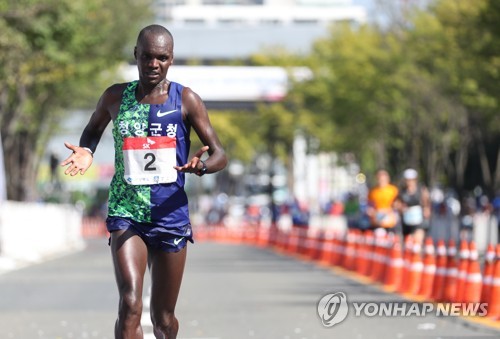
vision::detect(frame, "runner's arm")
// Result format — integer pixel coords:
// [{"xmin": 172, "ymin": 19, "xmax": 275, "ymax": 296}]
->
[
  {"xmin": 175, "ymin": 87, "xmax": 227, "ymax": 174},
  {"xmin": 60, "ymin": 87, "xmax": 114, "ymax": 176},
  {"xmin": 421, "ymin": 186, "xmax": 432, "ymax": 219}
]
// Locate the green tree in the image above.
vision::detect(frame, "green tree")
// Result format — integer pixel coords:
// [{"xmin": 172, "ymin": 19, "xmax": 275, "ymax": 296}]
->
[
  {"xmin": 294, "ymin": 23, "xmax": 409, "ymax": 172},
  {"xmin": 407, "ymin": 0, "xmax": 499, "ymax": 194},
  {"xmin": 0, "ymin": 0, "xmax": 152, "ymax": 201},
  {"xmin": 282, "ymin": 0, "xmax": 499, "ymax": 195}
]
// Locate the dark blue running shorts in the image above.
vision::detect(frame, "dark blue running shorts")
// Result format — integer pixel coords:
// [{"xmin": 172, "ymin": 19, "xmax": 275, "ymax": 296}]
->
[{"xmin": 106, "ymin": 216, "xmax": 194, "ymax": 253}]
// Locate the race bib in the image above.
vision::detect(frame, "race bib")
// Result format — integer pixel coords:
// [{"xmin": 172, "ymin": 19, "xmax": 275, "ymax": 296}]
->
[
  {"xmin": 375, "ymin": 209, "xmax": 398, "ymax": 228},
  {"xmin": 403, "ymin": 205, "xmax": 424, "ymax": 226},
  {"xmin": 122, "ymin": 136, "xmax": 177, "ymax": 185}
]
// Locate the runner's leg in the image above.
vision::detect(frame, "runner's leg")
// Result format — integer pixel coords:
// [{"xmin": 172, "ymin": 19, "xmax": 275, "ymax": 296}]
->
[
  {"xmin": 149, "ymin": 246, "xmax": 187, "ymax": 338},
  {"xmin": 110, "ymin": 229, "xmax": 148, "ymax": 339},
  {"xmin": 413, "ymin": 228, "xmax": 425, "ymax": 245}
]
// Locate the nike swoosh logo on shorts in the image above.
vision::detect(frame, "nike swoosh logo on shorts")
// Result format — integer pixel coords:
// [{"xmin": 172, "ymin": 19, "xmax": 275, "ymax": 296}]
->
[
  {"xmin": 173, "ymin": 237, "xmax": 184, "ymax": 245},
  {"xmin": 157, "ymin": 109, "xmax": 177, "ymax": 117}
]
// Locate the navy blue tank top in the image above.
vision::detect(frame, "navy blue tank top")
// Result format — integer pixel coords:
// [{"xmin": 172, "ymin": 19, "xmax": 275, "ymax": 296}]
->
[{"xmin": 107, "ymin": 80, "xmax": 191, "ymax": 227}]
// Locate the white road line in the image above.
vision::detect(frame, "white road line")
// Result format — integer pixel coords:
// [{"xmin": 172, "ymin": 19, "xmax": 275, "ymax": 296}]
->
[{"xmin": 141, "ymin": 311, "xmax": 153, "ymax": 326}]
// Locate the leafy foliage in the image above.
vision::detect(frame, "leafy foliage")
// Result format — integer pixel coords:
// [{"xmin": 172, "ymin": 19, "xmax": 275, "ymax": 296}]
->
[
  {"xmin": 237, "ymin": 0, "xmax": 500, "ymax": 195},
  {"xmin": 0, "ymin": 0, "xmax": 152, "ymax": 200}
]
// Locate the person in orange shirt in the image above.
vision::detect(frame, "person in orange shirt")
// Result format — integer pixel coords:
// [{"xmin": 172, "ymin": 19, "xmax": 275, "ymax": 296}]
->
[{"xmin": 367, "ymin": 169, "xmax": 399, "ymax": 232}]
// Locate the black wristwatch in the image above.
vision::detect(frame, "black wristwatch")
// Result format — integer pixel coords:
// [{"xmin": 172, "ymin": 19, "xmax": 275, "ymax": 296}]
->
[{"xmin": 196, "ymin": 160, "xmax": 207, "ymax": 176}]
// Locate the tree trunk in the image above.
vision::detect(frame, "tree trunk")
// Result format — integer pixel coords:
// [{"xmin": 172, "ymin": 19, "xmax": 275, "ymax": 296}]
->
[
  {"xmin": 3, "ymin": 130, "xmax": 39, "ymax": 201},
  {"xmin": 494, "ymin": 147, "xmax": 500, "ymax": 194},
  {"xmin": 454, "ymin": 131, "xmax": 470, "ymax": 200},
  {"xmin": 474, "ymin": 128, "xmax": 493, "ymax": 196},
  {"xmin": 373, "ymin": 139, "xmax": 386, "ymax": 170}
]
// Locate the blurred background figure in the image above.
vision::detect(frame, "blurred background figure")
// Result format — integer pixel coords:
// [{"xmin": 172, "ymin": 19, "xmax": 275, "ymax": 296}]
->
[
  {"xmin": 343, "ymin": 192, "xmax": 361, "ymax": 230},
  {"xmin": 459, "ymin": 194, "xmax": 476, "ymax": 243},
  {"xmin": 395, "ymin": 168, "xmax": 431, "ymax": 245},
  {"xmin": 49, "ymin": 153, "xmax": 60, "ymax": 187},
  {"xmin": 366, "ymin": 169, "xmax": 399, "ymax": 234},
  {"xmin": 493, "ymin": 191, "xmax": 500, "ymax": 243}
]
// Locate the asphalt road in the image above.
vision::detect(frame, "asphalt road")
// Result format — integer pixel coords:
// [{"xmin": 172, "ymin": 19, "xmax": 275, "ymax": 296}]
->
[{"xmin": 0, "ymin": 239, "xmax": 498, "ymax": 339}]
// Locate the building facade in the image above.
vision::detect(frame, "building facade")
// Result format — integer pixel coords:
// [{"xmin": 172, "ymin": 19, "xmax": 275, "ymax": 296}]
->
[{"xmin": 152, "ymin": 0, "xmax": 366, "ymax": 61}]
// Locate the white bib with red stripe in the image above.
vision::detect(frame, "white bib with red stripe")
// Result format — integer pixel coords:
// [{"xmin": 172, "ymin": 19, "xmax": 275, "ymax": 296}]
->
[{"xmin": 122, "ymin": 136, "xmax": 177, "ymax": 185}]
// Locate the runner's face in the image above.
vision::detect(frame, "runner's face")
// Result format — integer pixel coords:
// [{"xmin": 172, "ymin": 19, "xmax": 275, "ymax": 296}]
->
[
  {"xmin": 135, "ymin": 33, "xmax": 173, "ymax": 86},
  {"xmin": 376, "ymin": 171, "xmax": 390, "ymax": 186},
  {"xmin": 405, "ymin": 178, "xmax": 418, "ymax": 189}
]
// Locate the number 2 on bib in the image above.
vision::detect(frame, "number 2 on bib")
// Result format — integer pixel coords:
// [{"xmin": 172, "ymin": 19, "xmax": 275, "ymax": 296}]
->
[
  {"xmin": 122, "ymin": 136, "xmax": 177, "ymax": 185},
  {"xmin": 144, "ymin": 153, "xmax": 157, "ymax": 171}
]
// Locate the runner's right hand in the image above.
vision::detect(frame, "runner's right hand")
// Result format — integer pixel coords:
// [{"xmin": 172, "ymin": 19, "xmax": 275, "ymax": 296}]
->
[{"xmin": 60, "ymin": 142, "xmax": 94, "ymax": 176}]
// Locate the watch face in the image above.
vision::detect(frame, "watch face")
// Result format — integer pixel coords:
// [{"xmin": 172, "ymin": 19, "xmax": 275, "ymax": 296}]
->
[{"xmin": 197, "ymin": 161, "xmax": 207, "ymax": 176}]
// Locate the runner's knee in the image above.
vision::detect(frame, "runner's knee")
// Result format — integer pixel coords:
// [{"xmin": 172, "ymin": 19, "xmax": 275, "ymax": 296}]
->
[
  {"xmin": 118, "ymin": 292, "xmax": 143, "ymax": 323},
  {"xmin": 151, "ymin": 311, "xmax": 178, "ymax": 338}
]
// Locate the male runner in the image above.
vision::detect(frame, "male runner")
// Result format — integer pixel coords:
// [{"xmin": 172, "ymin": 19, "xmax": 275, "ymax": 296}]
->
[
  {"xmin": 61, "ymin": 24, "xmax": 227, "ymax": 338},
  {"xmin": 395, "ymin": 168, "xmax": 431, "ymax": 245}
]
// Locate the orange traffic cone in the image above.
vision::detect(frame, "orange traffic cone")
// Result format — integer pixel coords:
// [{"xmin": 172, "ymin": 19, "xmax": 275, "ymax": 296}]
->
[
  {"xmin": 407, "ymin": 242, "xmax": 423, "ymax": 295},
  {"xmin": 384, "ymin": 234, "xmax": 403, "ymax": 292},
  {"xmin": 418, "ymin": 237, "xmax": 436, "ymax": 300},
  {"xmin": 267, "ymin": 223, "xmax": 278, "ymax": 247},
  {"xmin": 455, "ymin": 240, "xmax": 470, "ymax": 303},
  {"xmin": 319, "ymin": 231, "xmax": 334, "ymax": 265},
  {"xmin": 355, "ymin": 231, "xmax": 367, "ymax": 275},
  {"xmin": 273, "ymin": 228, "xmax": 284, "ymax": 250},
  {"xmin": 463, "ymin": 241, "xmax": 482, "ymax": 304},
  {"xmin": 363, "ymin": 231, "xmax": 375, "ymax": 277},
  {"xmin": 443, "ymin": 238, "xmax": 459, "ymax": 302},
  {"xmin": 256, "ymin": 225, "xmax": 270, "ymax": 248},
  {"xmin": 297, "ymin": 227, "xmax": 308, "ymax": 255},
  {"xmin": 487, "ymin": 244, "xmax": 500, "ymax": 320},
  {"xmin": 312, "ymin": 231, "xmax": 326, "ymax": 261},
  {"xmin": 432, "ymin": 239, "xmax": 448, "ymax": 302},
  {"xmin": 480, "ymin": 243, "xmax": 496, "ymax": 304},
  {"xmin": 286, "ymin": 227, "xmax": 300, "ymax": 254},
  {"xmin": 332, "ymin": 231, "xmax": 344, "ymax": 267},
  {"xmin": 343, "ymin": 230, "xmax": 357, "ymax": 271},
  {"xmin": 303, "ymin": 229, "xmax": 318, "ymax": 258},
  {"xmin": 378, "ymin": 234, "xmax": 392, "ymax": 283},
  {"xmin": 399, "ymin": 235, "xmax": 414, "ymax": 294},
  {"xmin": 370, "ymin": 232, "xmax": 387, "ymax": 282}
]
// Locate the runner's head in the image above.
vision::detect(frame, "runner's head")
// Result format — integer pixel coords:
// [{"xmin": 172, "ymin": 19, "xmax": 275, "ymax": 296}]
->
[
  {"xmin": 375, "ymin": 169, "xmax": 390, "ymax": 187},
  {"xmin": 403, "ymin": 168, "xmax": 418, "ymax": 181},
  {"xmin": 134, "ymin": 25, "xmax": 174, "ymax": 86}
]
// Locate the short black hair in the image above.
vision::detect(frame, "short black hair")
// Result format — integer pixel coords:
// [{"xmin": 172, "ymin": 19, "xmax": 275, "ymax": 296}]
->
[{"xmin": 136, "ymin": 24, "xmax": 173, "ymax": 47}]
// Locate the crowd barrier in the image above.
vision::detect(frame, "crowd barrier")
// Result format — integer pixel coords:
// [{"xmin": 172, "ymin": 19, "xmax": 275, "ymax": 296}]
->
[
  {"xmin": 196, "ymin": 224, "xmax": 500, "ymax": 322},
  {"xmin": 0, "ymin": 201, "xmax": 84, "ymax": 263}
]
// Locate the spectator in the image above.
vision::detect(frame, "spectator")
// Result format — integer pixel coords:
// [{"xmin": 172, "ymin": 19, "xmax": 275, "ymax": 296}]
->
[
  {"xmin": 343, "ymin": 193, "xmax": 361, "ymax": 230},
  {"xmin": 459, "ymin": 194, "xmax": 477, "ymax": 243}
]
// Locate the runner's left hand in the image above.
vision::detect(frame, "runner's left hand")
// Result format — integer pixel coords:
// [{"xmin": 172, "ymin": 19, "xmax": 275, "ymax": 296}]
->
[{"xmin": 174, "ymin": 145, "xmax": 209, "ymax": 174}]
